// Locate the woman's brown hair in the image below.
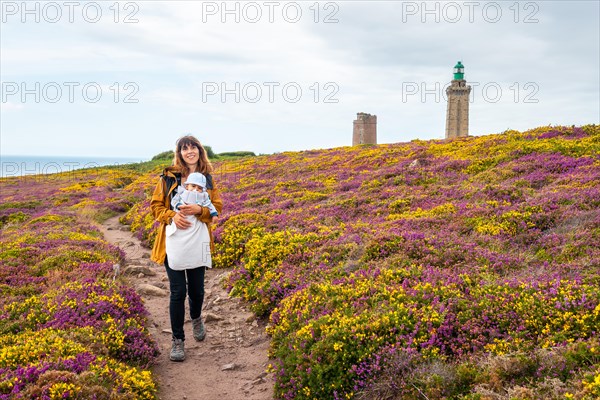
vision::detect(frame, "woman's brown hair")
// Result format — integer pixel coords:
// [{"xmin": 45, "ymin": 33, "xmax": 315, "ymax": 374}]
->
[{"xmin": 172, "ymin": 135, "xmax": 213, "ymax": 176}]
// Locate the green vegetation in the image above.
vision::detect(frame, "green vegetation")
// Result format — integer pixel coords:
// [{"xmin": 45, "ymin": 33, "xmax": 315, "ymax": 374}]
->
[
  {"xmin": 217, "ymin": 151, "xmax": 256, "ymax": 158},
  {"xmin": 149, "ymin": 146, "xmax": 255, "ymax": 161}
]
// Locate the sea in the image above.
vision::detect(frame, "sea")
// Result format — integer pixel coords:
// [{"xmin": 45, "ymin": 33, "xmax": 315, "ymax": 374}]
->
[{"xmin": 0, "ymin": 155, "xmax": 147, "ymax": 178}]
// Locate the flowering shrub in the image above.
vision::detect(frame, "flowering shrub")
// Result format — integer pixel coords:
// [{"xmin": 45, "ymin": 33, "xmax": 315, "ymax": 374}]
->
[
  {"xmin": 223, "ymin": 125, "xmax": 600, "ymax": 399},
  {"xmin": 0, "ymin": 168, "xmax": 159, "ymax": 399},
  {"xmin": 91, "ymin": 125, "xmax": 600, "ymax": 398},
  {"xmin": 213, "ymin": 213, "xmax": 268, "ymax": 268},
  {"xmin": 120, "ymin": 166, "xmax": 164, "ymax": 247}
]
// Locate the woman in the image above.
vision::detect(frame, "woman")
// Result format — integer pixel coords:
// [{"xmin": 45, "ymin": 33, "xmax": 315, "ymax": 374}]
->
[{"xmin": 150, "ymin": 135, "xmax": 223, "ymax": 362}]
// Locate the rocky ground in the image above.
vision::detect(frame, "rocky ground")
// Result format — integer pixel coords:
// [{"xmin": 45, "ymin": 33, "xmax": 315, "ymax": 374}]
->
[{"xmin": 100, "ymin": 215, "xmax": 274, "ymax": 400}]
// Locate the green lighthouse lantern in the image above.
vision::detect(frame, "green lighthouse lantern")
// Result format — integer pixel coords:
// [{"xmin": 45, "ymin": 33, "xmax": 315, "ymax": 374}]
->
[{"xmin": 453, "ymin": 61, "xmax": 465, "ymax": 80}]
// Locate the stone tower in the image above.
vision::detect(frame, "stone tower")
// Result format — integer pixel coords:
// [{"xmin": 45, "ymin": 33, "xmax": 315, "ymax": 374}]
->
[
  {"xmin": 353, "ymin": 113, "xmax": 377, "ymax": 145},
  {"xmin": 445, "ymin": 61, "xmax": 472, "ymax": 139}
]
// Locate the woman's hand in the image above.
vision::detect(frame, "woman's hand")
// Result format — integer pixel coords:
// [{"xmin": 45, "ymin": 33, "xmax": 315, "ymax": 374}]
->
[
  {"xmin": 178, "ymin": 204, "xmax": 203, "ymax": 216},
  {"xmin": 173, "ymin": 212, "xmax": 192, "ymax": 229}
]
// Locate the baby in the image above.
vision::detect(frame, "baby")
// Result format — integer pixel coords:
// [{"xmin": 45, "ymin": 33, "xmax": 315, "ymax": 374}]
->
[
  {"xmin": 171, "ymin": 172, "xmax": 219, "ymax": 218},
  {"xmin": 165, "ymin": 172, "xmax": 216, "ymax": 271}
]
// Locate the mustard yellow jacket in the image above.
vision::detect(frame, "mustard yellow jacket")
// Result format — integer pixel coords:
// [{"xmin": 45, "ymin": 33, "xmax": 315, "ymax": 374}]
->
[{"xmin": 150, "ymin": 168, "xmax": 223, "ymax": 265}]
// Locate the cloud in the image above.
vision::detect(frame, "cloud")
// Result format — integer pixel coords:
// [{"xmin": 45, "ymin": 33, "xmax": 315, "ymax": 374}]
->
[
  {"xmin": 0, "ymin": 1, "xmax": 598, "ymax": 157},
  {"xmin": 0, "ymin": 102, "xmax": 25, "ymax": 112}
]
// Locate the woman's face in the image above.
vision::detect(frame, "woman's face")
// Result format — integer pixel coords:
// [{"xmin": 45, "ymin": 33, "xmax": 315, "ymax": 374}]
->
[{"xmin": 180, "ymin": 144, "xmax": 200, "ymax": 167}]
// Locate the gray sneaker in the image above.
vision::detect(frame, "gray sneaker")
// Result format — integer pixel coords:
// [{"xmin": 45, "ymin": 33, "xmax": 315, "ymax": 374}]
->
[
  {"xmin": 170, "ymin": 338, "xmax": 185, "ymax": 362},
  {"xmin": 192, "ymin": 317, "xmax": 206, "ymax": 341}
]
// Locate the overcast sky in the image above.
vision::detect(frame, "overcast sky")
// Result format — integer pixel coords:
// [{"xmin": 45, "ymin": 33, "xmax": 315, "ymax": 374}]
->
[{"xmin": 1, "ymin": 0, "xmax": 599, "ymax": 159}]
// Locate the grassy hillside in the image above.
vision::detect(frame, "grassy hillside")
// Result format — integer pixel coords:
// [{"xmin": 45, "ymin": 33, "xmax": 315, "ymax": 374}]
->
[
  {"xmin": 1, "ymin": 125, "xmax": 598, "ymax": 399},
  {"xmin": 122, "ymin": 125, "xmax": 599, "ymax": 399}
]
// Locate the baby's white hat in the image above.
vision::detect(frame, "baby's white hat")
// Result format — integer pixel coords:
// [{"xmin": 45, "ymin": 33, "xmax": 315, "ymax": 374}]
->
[{"xmin": 184, "ymin": 172, "xmax": 207, "ymax": 188}]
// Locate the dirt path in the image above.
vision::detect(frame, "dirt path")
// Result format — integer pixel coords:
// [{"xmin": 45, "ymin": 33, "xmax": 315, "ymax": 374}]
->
[{"xmin": 99, "ymin": 215, "xmax": 274, "ymax": 400}]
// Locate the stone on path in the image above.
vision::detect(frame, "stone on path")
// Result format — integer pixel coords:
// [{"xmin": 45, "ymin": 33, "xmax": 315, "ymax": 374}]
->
[
  {"xmin": 204, "ymin": 312, "xmax": 223, "ymax": 323},
  {"xmin": 123, "ymin": 265, "xmax": 157, "ymax": 276},
  {"xmin": 221, "ymin": 363, "xmax": 238, "ymax": 371},
  {"xmin": 137, "ymin": 284, "xmax": 167, "ymax": 297}
]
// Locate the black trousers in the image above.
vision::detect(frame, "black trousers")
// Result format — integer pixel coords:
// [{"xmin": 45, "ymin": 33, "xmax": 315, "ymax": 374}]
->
[{"xmin": 164, "ymin": 257, "xmax": 206, "ymax": 341}]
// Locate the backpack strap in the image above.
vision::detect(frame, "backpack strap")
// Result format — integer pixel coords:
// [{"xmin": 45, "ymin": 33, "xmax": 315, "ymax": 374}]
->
[
  {"xmin": 205, "ymin": 173, "xmax": 214, "ymax": 190},
  {"xmin": 161, "ymin": 173, "xmax": 181, "ymax": 210}
]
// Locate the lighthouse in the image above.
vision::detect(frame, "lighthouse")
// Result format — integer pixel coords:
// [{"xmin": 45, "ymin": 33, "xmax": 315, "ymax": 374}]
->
[{"xmin": 445, "ymin": 61, "xmax": 472, "ymax": 139}]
